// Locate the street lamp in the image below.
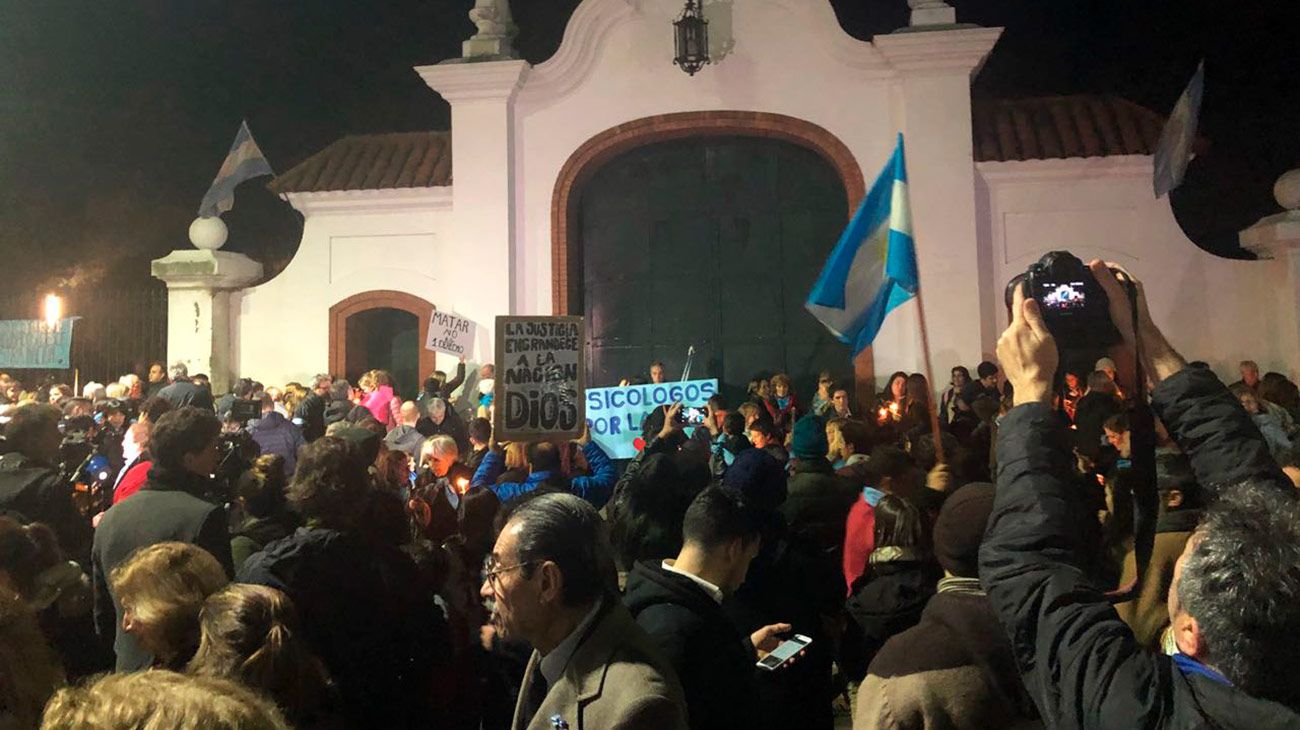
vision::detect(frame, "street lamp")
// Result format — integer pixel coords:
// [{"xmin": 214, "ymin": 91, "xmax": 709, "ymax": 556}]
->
[
  {"xmin": 42, "ymin": 293, "xmax": 62, "ymax": 327},
  {"xmin": 673, "ymin": 0, "xmax": 709, "ymax": 76}
]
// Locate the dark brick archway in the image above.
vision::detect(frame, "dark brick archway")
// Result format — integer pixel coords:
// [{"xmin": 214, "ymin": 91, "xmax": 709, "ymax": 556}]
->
[
  {"xmin": 328, "ymin": 290, "xmax": 435, "ymax": 384},
  {"xmin": 551, "ymin": 110, "xmax": 875, "ymax": 390}
]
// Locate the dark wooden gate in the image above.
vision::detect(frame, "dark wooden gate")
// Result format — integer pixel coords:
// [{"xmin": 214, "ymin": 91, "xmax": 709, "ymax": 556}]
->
[{"xmin": 578, "ymin": 136, "xmax": 849, "ymax": 404}]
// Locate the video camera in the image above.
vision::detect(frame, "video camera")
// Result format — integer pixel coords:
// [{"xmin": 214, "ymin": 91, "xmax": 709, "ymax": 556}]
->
[{"xmin": 211, "ymin": 402, "xmax": 263, "ymax": 505}]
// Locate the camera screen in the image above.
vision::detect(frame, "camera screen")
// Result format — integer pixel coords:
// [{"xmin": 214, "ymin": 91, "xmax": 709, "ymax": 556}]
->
[
  {"xmin": 1040, "ymin": 281, "xmax": 1087, "ymax": 311},
  {"xmin": 681, "ymin": 406, "xmax": 708, "ymax": 426}
]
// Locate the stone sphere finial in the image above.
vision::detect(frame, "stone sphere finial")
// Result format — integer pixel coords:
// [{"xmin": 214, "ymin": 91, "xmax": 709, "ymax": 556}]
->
[
  {"xmin": 189, "ymin": 216, "xmax": 229, "ymax": 250},
  {"xmin": 1274, "ymin": 169, "xmax": 1300, "ymax": 211}
]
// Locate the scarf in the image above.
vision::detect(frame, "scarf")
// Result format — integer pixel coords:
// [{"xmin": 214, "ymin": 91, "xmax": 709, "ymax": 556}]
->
[{"xmin": 937, "ymin": 575, "xmax": 985, "ymax": 596}]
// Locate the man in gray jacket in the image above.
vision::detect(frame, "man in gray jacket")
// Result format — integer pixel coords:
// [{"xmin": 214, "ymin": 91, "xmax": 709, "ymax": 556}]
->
[{"xmin": 482, "ymin": 493, "xmax": 688, "ymax": 730}]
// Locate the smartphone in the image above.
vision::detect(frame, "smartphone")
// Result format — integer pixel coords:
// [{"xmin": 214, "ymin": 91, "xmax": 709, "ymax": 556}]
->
[
  {"xmin": 756, "ymin": 633, "xmax": 812, "ymax": 671},
  {"xmin": 680, "ymin": 406, "xmax": 708, "ymax": 427}
]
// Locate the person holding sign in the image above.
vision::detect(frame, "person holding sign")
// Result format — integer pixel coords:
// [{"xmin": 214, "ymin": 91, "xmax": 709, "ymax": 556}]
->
[
  {"xmin": 416, "ymin": 355, "xmax": 466, "ymax": 419},
  {"xmin": 471, "ymin": 425, "xmax": 616, "ymax": 510}
]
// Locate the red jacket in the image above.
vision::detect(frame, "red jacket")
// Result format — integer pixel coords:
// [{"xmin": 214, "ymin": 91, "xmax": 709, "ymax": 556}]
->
[
  {"xmin": 113, "ymin": 460, "xmax": 151, "ymax": 505},
  {"xmin": 842, "ymin": 491, "xmax": 879, "ymax": 595}
]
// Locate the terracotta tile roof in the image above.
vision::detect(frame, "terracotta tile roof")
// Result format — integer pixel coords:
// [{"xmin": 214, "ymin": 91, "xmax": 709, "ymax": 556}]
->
[
  {"xmin": 269, "ymin": 131, "xmax": 451, "ymax": 194},
  {"xmin": 972, "ymin": 95, "xmax": 1166, "ymax": 162}
]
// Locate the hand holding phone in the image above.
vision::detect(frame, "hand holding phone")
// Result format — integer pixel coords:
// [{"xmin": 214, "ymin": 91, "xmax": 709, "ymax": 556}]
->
[{"xmin": 756, "ymin": 633, "xmax": 812, "ymax": 671}]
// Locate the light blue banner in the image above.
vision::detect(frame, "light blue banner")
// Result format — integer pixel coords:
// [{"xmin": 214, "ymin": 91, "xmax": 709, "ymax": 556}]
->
[
  {"xmin": 0, "ymin": 318, "xmax": 77, "ymax": 369},
  {"xmin": 585, "ymin": 378, "xmax": 718, "ymax": 459}
]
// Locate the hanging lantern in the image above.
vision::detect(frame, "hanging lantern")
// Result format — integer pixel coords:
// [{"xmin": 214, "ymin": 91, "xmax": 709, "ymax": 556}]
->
[{"xmin": 673, "ymin": 0, "xmax": 709, "ymax": 76}]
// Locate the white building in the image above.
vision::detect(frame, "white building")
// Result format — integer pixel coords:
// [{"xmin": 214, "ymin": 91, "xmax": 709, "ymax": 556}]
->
[{"xmin": 154, "ymin": 0, "xmax": 1297, "ymax": 399}]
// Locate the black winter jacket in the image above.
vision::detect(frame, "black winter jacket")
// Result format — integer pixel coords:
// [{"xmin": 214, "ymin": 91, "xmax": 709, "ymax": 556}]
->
[
  {"xmin": 841, "ymin": 555, "xmax": 937, "ymax": 681},
  {"xmin": 0, "ymin": 453, "xmax": 92, "ymax": 565},
  {"xmin": 781, "ymin": 458, "xmax": 858, "ymax": 554},
  {"xmin": 980, "ymin": 367, "xmax": 1300, "ymax": 729},
  {"xmin": 415, "ymin": 406, "xmax": 470, "ymax": 456},
  {"xmin": 624, "ymin": 560, "xmax": 764, "ymax": 730},
  {"xmin": 237, "ymin": 526, "xmax": 448, "ymax": 728},
  {"xmin": 293, "ymin": 391, "xmax": 327, "ymax": 442}
]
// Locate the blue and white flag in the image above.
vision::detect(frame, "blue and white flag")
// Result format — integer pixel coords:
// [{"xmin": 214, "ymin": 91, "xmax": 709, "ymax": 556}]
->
[
  {"xmin": 198, "ymin": 120, "xmax": 274, "ymax": 218},
  {"xmin": 1153, "ymin": 61, "xmax": 1204, "ymax": 198},
  {"xmin": 806, "ymin": 133, "xmax": 918, "ymax": 357}
]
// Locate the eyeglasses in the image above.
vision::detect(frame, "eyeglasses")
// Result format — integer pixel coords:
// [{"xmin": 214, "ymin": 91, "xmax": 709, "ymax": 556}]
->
[{"xmin": 482, "ymin": 558, "xmax": 539, "ymax": 590}]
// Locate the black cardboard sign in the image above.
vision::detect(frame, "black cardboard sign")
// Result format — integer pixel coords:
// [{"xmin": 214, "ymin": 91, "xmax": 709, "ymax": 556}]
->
[{"xmin": 493, "ymin": 315, "xmax": 585, "ymax": 442}]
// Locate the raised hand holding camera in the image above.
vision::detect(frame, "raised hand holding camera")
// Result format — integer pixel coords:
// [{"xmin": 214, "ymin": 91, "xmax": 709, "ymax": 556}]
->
[
  {"xmin": 996, "ymin": 286, "xmax": 1058, "ymax": 408},
  {"xmin": 1089, "ymin": 260, "xmax": 1186, "ymax": 386}
]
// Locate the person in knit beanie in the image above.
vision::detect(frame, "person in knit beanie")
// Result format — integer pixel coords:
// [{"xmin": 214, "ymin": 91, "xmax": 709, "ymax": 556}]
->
[
  {"xmin": 788, "ymin": 414, "xmax": 829, "ymax": 461},
  {"xmin": 931, "ymin": 482, "xmax": 997, "ymax": 579},
  {"xmin": 780, "ymin": 415, "xmax": 857, "ymax": 553}
]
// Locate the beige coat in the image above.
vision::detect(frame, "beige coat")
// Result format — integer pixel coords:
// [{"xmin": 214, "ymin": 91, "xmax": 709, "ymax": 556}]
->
[{"xmin": 512, "ymin": 600, "xmax": 689, "ymax": 730}]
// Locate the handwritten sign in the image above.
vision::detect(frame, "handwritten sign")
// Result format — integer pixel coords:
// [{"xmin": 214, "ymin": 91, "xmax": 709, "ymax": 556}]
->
[
  {"xmin": 426, "ymin": 310, "xmax": 476, "ymax": 358},
  {"xmin": 0, "ymin": 319, "xmax": 77, "ymax": 369},
  {"xmin": 585, "ymin": 379, "xmax": 718, "ymax": 459},
  {"xmin": 494, "ymin": 316, "xmax": 585, "ymax": 441}
]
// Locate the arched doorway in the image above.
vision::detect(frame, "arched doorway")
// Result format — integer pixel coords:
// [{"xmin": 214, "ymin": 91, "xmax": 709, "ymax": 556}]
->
[
  {"xmin": 548, "ymin": 111, "xmax": 873, "ymax": 400},
  {"xmin": 329, "ymin": 291, "xmax": 435, "ymax": 398},
  {"xmin": 575, "ymin": 135, "xmax": 851, "ymax": 405}
]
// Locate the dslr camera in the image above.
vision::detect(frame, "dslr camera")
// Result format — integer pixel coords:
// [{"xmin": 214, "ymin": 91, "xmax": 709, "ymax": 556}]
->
[{"xmin": 1004, "ymin": 250, "xmax": 1133, "ymax": 351}]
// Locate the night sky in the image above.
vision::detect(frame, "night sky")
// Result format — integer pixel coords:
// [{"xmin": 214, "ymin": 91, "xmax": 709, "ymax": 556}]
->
[{"xmin": 3, "ymin": 0, "xmax": 1298, "ymax": 293}]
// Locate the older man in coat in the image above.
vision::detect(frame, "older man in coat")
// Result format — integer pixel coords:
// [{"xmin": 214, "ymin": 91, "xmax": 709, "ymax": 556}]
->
[{"xmin": 481, "ymin": 492, "xmax": 687, "ymax": 730}]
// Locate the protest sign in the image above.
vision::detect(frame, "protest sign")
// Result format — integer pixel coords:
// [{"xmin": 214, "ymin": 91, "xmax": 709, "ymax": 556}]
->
[
  {"xmin": 0, "ymin": 319, "xmax": 77, "ymax": 369},
  {"xmin": 494, "ymin": 316, "xmax": 585, "ymax": 442},
  {"xmin": 425, "ymin": 310, "xmax": 476, "ymax": 358},
  {"xmin": 584, "ymin": 378, "xmax": 718, "ymax": 459}
]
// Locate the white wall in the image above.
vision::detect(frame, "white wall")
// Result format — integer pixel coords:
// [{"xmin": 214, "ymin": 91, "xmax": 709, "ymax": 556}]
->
[
  {"xmin": 509, "ymin": 0, "xmax": 1000, "ymax": 382},
  {"xmin": 977, "ymin": 156, "xmax": 1289, "ymax": 380},
  {"xmin": 232, "ymin": 189, "xmax": 498, "ymax": 386}
]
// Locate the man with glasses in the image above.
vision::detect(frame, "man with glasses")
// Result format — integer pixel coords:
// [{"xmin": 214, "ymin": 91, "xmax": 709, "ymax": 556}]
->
[{"xmin": 481, "ymin": 493, "xmax": 687, "ymax": 730}]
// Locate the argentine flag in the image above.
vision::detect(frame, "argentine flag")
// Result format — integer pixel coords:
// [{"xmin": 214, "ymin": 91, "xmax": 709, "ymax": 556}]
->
[
  {"xmin": 1153, "ymin": 61, "xmax": 1205, "ymax": 198},
  {"xmin": 806, "ymin": 134, "xmax": 918, "ymax": 357},
  {"xmin": 198, "ymin": 120, "xmax": 275, "ymax": 218}
]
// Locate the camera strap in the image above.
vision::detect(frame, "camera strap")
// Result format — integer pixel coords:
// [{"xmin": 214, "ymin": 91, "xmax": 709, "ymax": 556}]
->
[{"xmin": 1104, "ymin": 284, "xmax": 1159, "ymax": 605}]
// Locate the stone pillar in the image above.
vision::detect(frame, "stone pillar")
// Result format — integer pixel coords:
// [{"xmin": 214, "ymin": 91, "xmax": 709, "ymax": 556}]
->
[
  {"xmin": 151, "ymin": 217, "xmax": 262, "ymax": 393},
  {"xmin": 1239, "ymin": 169, "xmax": 1300, "ymax": 375},
  {"xmin": 875, "ymin": 27, "xmax": 1003, "ymax": 373},
  {"xmin": 416, "ymin": 59, "xmax": 529, "ymax": 331}
]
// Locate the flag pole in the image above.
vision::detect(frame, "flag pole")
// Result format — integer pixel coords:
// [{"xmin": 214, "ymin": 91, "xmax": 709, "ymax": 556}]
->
[{"xmin": 913, "ymin": 285, "xmax": 946, "ymax": 464}]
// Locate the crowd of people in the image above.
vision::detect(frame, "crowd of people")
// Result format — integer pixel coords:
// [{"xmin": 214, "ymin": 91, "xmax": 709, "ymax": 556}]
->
[{"xmin": 1, "ymin": 264, "xmax": 1299, "ymax": 729}]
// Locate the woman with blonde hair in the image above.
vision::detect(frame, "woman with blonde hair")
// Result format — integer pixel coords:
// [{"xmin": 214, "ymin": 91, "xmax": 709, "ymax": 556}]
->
[
  {"xmin": 188, "ymin": 584, "xmax": 334, "ymax": 726},
  {"xmin": 109, "ymin": 542, "xmax": 229, "ymax": 670},
  {"xmin": 496, "ymin": 440, "xmax": 530, "ymax": 485},
  {"xmin": 41, "ymin": 669, "xmax": 289, "ymax": 730}
]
